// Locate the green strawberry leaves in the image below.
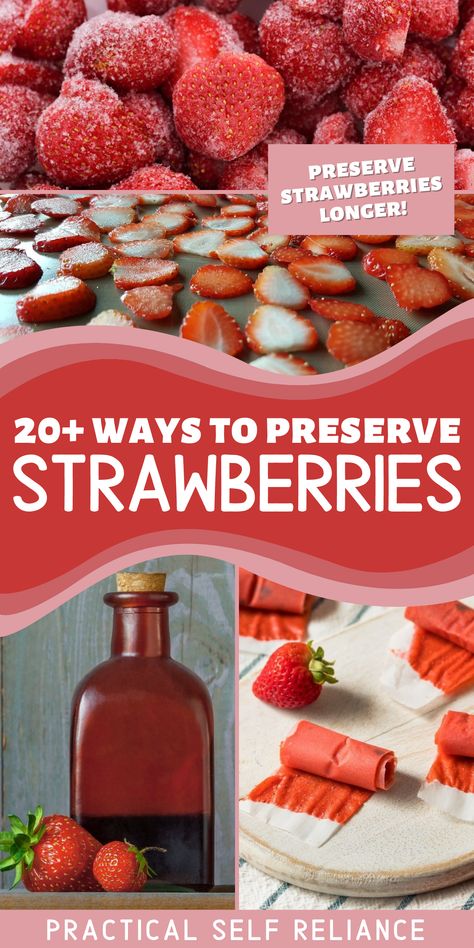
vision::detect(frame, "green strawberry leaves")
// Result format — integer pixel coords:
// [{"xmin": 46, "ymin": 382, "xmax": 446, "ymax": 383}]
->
[
  {"xmin": 0, "ymin": 806, "xmax": 46, "ymax": 888},
  {"xmin": 307, "ymin": 642, "xmax": 338, "ymax": 686},
  {"xmin": 125, "ymin": 840, "xmax": 166, "ymax": 880}
]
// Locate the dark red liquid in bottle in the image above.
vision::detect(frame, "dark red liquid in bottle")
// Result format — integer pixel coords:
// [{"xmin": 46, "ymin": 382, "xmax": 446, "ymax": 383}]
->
[{"xmin": 70, "ymin": 578, "xmax": 214, "ymax": 888}]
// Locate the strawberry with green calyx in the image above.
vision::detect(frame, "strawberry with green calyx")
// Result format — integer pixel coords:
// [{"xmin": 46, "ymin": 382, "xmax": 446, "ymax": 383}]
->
[
  {"xmin": 0, "ymin": 806, "xmax": 101, "ymax": 891},
  {"xmin": 93, "ymin": 840, "xmax": 166, "ymax": 892},
  {"xmin": 252, "ymin": 641, "xmax": 338, "ymax": 709}
]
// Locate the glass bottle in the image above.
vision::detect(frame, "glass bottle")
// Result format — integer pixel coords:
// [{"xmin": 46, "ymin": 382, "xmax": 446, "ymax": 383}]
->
[{"xmin": 70, "ymin": 572, "xmax": 214, "ymax": 888}]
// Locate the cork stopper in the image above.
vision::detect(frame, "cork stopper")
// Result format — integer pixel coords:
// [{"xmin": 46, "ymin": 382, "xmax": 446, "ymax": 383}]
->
[{"xmin": 116, "ymin": 572, "xmax": 166, "ymax": 593}]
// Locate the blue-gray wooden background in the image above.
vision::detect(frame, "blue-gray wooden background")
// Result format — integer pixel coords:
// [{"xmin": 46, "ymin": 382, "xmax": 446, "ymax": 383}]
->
[{"xmin": 0, "ymin": 555, "xmax": 235, "ymax": 887}]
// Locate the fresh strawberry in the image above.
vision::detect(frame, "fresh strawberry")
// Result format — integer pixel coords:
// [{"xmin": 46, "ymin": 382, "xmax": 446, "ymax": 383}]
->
[
  {"xmin": 172, "ymin": 52, "xmax": 285, "ymax": 161},
  {"xmin": 252, "ymin": 641, "xmax": 337, "ymax": 709},
  {"xmin": 0, "ymin": 249, "xmax": 42, "ymax": 288},
  {"xmin": 93, "ymin": 840, "xmax": 164, "ymax": 892},
  {"xmin": 190, "ymin": 264, "xmax": 253, "ymax": 298},
  {"xmin": 364, "ymin": 77, "xmax": 456, "ymax": 144},
  {"xmin": 121, "ymin": 283, "xmax": 183, "ymax": 320},
  {"xmin": 395, "ymin": 235, "xmax": 464, "ymax": 254},
  {"xmin": 180, "ymin": 300, "xmax": 245, "ymax": 355},
  {"xmin": 0, "ymin": 84, "xmax": 50, "ymax": 182},
  {"xmin": 327, "ymin": 320, "xmax": 389, "ymax": 364},
  {"xmin": 0, "ymin": 806, "xmax": 101, "ymax": 890},
  {"xmin": 0, "ymin": 52, "xmax": 62, "ymax": 94},
  {"xmin": 343, "ymin": 41, "xmax": 445, "ymax": 120},
  {"xmin": 17, "ymin": 277, "xmax": 96, "ymax": 323},
  {"xmin": 64, "ymin": 12, "xmax": 177, "ymax": 92},
  {"xmin": 246, "ymin": 304, "xmax": 318, "ymax": 354},
  {"xmin": 113, "ymin": 258, "xmax": 179, "ymax": 290},
  {"xmin": 343, "ymin": 0, "xmax": 411, "ymax": 61},
  {"xmin": 377, "ymin": 317, "xmax": 411, "ymax": 346},
  {"xmin": 288, "ymin": 255, "xmax": 356, "ymax": 294},
  {"xmin": 427, "ymin": 248, "xmax": 474, "ymax": 299},
  {"xmin": 300, "ymin": 235, "xmax": 358, "ymax": 260},
  {"xmin": 82, "ymin": 207, "xmax": 137, "ymax": 233},
  {"xmin": 224, "ymin": 11, "xmax": 260, "ymax": 54},
  {"xmin": 113, "ymin": 237, "xmax": 173, "ymax": 259},
  {"xmin": 252, "ymin": 353, "xmax": 318, "ymax": 375},
  {"xmin": 114, "ymin": 166, "xmax": 197, "ymax": 190},
  {"xmin": 410, "ymin": 0, "xmax": 459, "ymax": 41},
  {"xmin": 310, "ymin": 298, "xmax": 376, "ymax": 321},
  {"xmin": 362, "ymin": 247, "xmax": 418, "ymax": 278},
  {"xmin": 34, "ymin": 216, "xmax": 101, "ymax": 252},
  {"xmin": 386, "ymin": 263, "xmax": 452, "ymax": 309},
  {"xmin": 0, "ymin": 214, "xmax": 40, "ymax": 235},
  {"xmin": 216, "ymin": 238, "xmax": 269, "ymax": 269},
  {"xmin": 259, "ymin": 2, "xmax": 356, "ymax": 103},
  {"xmin": 254, "ymin": 265, "xmax": 310, "ymax": 309},
  {"xmin": 313, "ymin": 111, "xmax": 357, "ymax": 144},
  {"xmin": 15, "ymin": 0, "xmax": 87, "ymax": 61},
  {"xmin": 36, "ymin": 78, "xmax": 156, "ymax": 188},
  {"xmin": 123, "ymin": 92, "xmax": 184, "ymax": 171},
  {"xmin": 164, "ymin": 6, "xmax": 242, "ymax": 87},
  {"xmin": 59, "ymin": 243, "xmax": 116, "ymax": 279},
  {"xmin": 31, "ymin": 197, "xmax": 81, "ymax": 219}
]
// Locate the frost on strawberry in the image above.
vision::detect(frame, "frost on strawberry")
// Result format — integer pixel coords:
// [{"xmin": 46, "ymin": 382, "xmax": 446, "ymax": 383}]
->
[
  {"xmin": 410, "ymin": 0, "xmax": 459, "ymax": 42},
  {"xmin": 364, "ymin": 77, "xmax": 457, "ymax": 144},
  {"xmin": 343, "ymin": 0, "xmax": 411, "ymax": 62}
]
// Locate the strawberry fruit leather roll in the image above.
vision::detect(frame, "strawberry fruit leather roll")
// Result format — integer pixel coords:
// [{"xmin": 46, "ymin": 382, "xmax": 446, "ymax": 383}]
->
[
  {"xmin": 405, "ymin": 602, "xmax": 474, "ymax": 654},
  {"xmin": 239, "ymin": 570, "xmax": 309, "ymax": 614},
  {"xmin": 418, "ymin": 711, "xmax": 474, "ymax": 821},
  {"xmin": 239, "ymin": 569, "xmax": 315, "ymax": 643},
  {"xmin": 436, "ymin": 710, "xmax": 474, "ymax": 758},
  {"xmin": 280, "ymin": 720, "xmax": 396, "ymax": 791}
]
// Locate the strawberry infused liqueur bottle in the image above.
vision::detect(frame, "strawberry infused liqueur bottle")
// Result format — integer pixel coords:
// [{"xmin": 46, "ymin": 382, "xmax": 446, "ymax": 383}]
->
[{"xmin": 70, "ymin": 572, "xmax": 214, "ymax": 888}]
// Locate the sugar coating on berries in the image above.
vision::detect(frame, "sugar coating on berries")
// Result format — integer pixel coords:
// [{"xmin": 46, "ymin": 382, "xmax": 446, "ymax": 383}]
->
[
  {"xmin": 15, "ymin": 0, "xmax": 87, "ymax": 61},
  {"xmin": 410, "ymin": 0, "xmax": 459, "ymax": 42},
  {"xmin": 0, "ymin": 52, "xmax": 63, "ymax": 94},
  {"xmin": 0, "ymin": 84, "xmax": 50, "ymax": 181},
  {"xmin": 343, "ymin": 0, "xmax": 411, "ymax": 62},
  {"xmin": 365, "ymin": 77, "xmax": 457, "ymax": 144}
]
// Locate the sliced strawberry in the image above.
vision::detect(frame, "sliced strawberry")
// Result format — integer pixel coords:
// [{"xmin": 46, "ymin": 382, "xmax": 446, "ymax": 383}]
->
[
  {"xmin": 180, "ymin": 300, "xmax": 245, "ymax": 356},
  {"xmin": 327, "ymin": 321, "xmax": 389, "ymax": 364},
  {"xmin": 191, "ymin": 194, "xmax": 219, "ymax": 208},
  {"xmin": 309, "ymin": 298, "xmax": 376, "ymax": 322},
  {"xmin": 0, "ymin": 249, "xmax": 42, "ymax": 288},
  {"xmin": 362, "ymin": 247, "xmax": 418, "ymax": 279},
  {"xmin": 300, "ymin": 235, "xmax": 358, "ymax": 260},
  {"xmin": 254, "ymin": 265, "xmax": 310, "ymax": 309},
  {"xmin": 17, "ymin": 276, "xmax": 96, "ymax": 323},
  {"xmin": 31, "ymin": 197, "xmax": 81, "ymax": 218},
  {"xmin": 288, "ymin": 256, "xmax": 356, "ymax": 294},
  {"xmin": 0, "ymin": 214, "xmax": 40, "ymax": 235},
  {"xmin": 173, "ymin": 230, "xmax": 224, "ymax": 258},
  {"xmin": 150, "ymin": 210, "xmax": 194, "ymax": 236},
  {"xmin": 386, "ymin": 263, "xmax": 452, "ymax": 309},
  {"xmin": 427, "ymin": 249, "xmax": 474, "ymax": 300},
  {"xmin": 251, "ymin": 353, "xmax": 318, "ymax": 376},
  {"xmin": 354, "ymin": 234, "xmax": 395, "ymax": 244},
  {"xmin": 4, "ymin": 194, "xmax": 37, "ymax": 214},
  {"xmin": 112, "ymin": 237, "xmax": 173, "ymax": 259},
  {"xmin": 82, "ymin": 206, "xmax": 137, "ymax": 232},
  {"xmin": 190, "ymin": 264, "xmax": 253, "ymax": 298},
  {"xmin": 0, "ymin": 324, "xmax": 34, "ymax": 343},
  {"xmin": 246, "ymin": 305, "xmax": 318, "ymax": 354},
  {"xmin": 395, "ymin": 235, "xmax": 465, "ymax": 255},
  {"xmin": 88, "ymin": 309, "xmax": 134, "ymax": 326},
  {"xmin": 59, "ymin": 243, "xmax": 115, "ymax": 279},
  {"xmin": 159, "ymin": 201, "xmax": 196, "ymax": 218},
  {"xmin": 250, "ymin": 231, "xmax": 291, "ymax": 254},
  {"xmin": 203, "ymin": 215, "xmax": 255, "ymax": 236},
  {"xmin": 90, "ymin": 194, "xmax": 138, "ymax": 208},
  {"xmin": 0, "ymin": 237, "xmax": 20, "ymax": 250},
  {"xmin": 122, "ymin": 283, "xmax": 183, "ymax": 320},
  {"xmin": 34, "ymin": 216, "xmax": 101, "ymax": 252},
  {"xmin": 108, "ymin": 220, "xmax": 166, "ymax": 243},
  {"xmin": 216, "ymin": 238, "xmax": 269, "ymax": 269},
  {"xmin": 377, "ymin": 317, "xmax": 411, "ymax": 346},
  {"xmin": 113, "ymin": 258, "xmax": 179, "ymax": 290},
  {"xmin": 220, "ymin": 203, "xmax": 258, "ymax": 218}
]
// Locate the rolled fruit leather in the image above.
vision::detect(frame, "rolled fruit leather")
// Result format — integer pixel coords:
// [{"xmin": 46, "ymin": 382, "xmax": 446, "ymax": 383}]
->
[
  {"xmin": 70, "ymin": 571, "xmax": 214, "ymax": 888},
  {"xmin": 436, "ymin": 710, "xmax": 474, "ymax": 757},
  {"xmin": 280, "ymin": 720, "xmax": 396, "ymax": 791},
  {"xmin": 239, "ymin": 568, "xmax": 316, "ymax": 642},
  {"xmin": 405, "ymin": 602, "xmax": 474, "ymax": 653},
  {"xmin": 419, "ymin": 711, "xmax": 474, "ymax": 821}
]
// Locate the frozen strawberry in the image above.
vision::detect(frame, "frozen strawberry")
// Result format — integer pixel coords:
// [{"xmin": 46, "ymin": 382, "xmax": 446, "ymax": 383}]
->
[
  {"xmin": 0, "ymin": 0, "xmax": 29, "ymax": 53},
  {"xmin": 36, "ymin": 78, "xmax": 156, "ymax": 188},
  {"xmin": 15, "ymin": 0, "xmax": 86, "ymax": 61},
  {"xmin": 0, "ymin": 52, "xmax": 62, "ymax": 94},
  {"xmin": 172, "ymin": 52, "xmax": 285, "ymax": 161},
  {"xmin": 218, "ymin": 153, "xmax": 268, "ymax": 190},
  {"xmin": 253, "ymin": 642, "xmax": 336, "ymax": 709},
  {"xmin": 201, "ymin": 0, "xmax": 240, "ymax": 12},
  {"xmin": 280, "ymin": 88, "xmax": 341, "ymax": 137},
  {"xmin": 254, "ymin": 265, "xmax": 310, "ymax": 309},
  {"xmin": 123, "ymin": 92, "xmax": 184, "ymax": 171},
  {"xmin": 120, "ymin": 0, "xmax": 178, "ymax": 11},
  {"xmin": 180, "ymin": 300, "xmax": 245, "ymax": 355},
  {"xmin": 362, "ymin": 247, "xmax": 418, "ymax": 279},
  {"xmin": 246, "ymin": 304, "xmax": 318, "ymax": 354},
  {"xmin": 461, "ymin": 0, "xmax": 474, "ymax": 25},
  {"xmin": 164, "ymin": 6, "xmax": 242, "ymax": 87},
  {"xmin": 410, "ymin": 0, "xmax": 459, "ymax": 41},
  {"xmin": 377, "ymin": 317, "xmax": 411, "ymax": 345},
  {"xmin": 395, "ymin": 235, "xmax": 464, "ymax": 254},
  {"xmin": 82, "ymin": 207, "xmax": 137, "ymax": 233},
  {"xmin": 3, "ymin": 194, "xmax": 37, "ymax": 214},
  {"xmin": 386, "ymin": 263, "xmax": 452, "ymax": 309},
  {"xmin": 313, "ymin": 111, "xmax": 357, "ymax": 144},
  {"xmin": 65, "ymin": 12, "xmax": 177, "ymax": 92},
  {"xmin": 203, "ymin": 216, "xmax": 255, "ymax": 237},
  {"xmin": 300, "ymin": 235, "xmax": 358, "ymax": 260},
  {"xmin": 216, "ymin": 238, "xmax": 269, "ymax": 269},
  {"xmin": 343, "ymin": 41, "xmax": 445, "ymax": 120},
  {"xmin": 173, "ymin": 230, "xmax": 223, "ymax": 258},
  {"xmin": 0, "ymin": 249, "xmax": 42, "ymax": 288},
  {"xmin": 17, "ymin": 276, "xmax": 96, "ymax": 323},
  {"xmin": 455, "ymin": 86, "xmax": 474, "ymax": 142},
  {"xmin": 452, "ymin": 16, "xmax": 474, "ymax": 85},
  {"xmin": 309, "ymin": 298, "xmax": 376, "ymax": 321},
  {"xmin": 114, "ymin": 237, "xmax": 173, "ymax": 258},
  {"xmin": 109, "ymin": 220, "xmax": 165, "ymax": 243},
  {"xmin": 343, "ymin": 0, "xmax": 410, "ymax": 61},
  {"xmin": 31, "ymin": 197, "xmax": 81, "ymax": 218},
  {"xmin": 59, "ymin": 243, "xmax": 115, "ymax": 279},
  {"xmin": 113, "ymin": 165, "xmax": 197, "ymax": 190},
  {"xmin": 269, "ymin": 247, "xmax": 307, "ymax": 265},
  {"xmin": 190, "ymin": 264, "xmax": 253, "ymax": 298},
  {"xmin": 455, "ymin": 148, "xmax": 474, "ymax": 188},
  {"xmin": 327, "ymin": 320, "xmax": 389, "ymax": 364},
  {"xmin": 11, "ymin": 172, "xmax": 59, "ymax": 190},
  {"xmin": 365, "ymin": 77, "xmax": 456, "ymax": 144},
  {"xmin": 122, "ymin": 283, "xmax": 183, "ymax": 320},
  {"xmin": 34, "ymin": 216, "xmax": 101, "ymax": 252},
  {"xmin": 427, "ymin": 248, "xmax": 474, "ymax": 299},
  {"xmin": 93, "ymin": 841, "xmax": 161, "ymax": 893},
  {"xmin": 259, "ymin": 3, "xmax": 355, "ymax": 104},
  {"xmin": 251, "ymin": 353, "xmax": 318, "ymax": 375},
  {"xmin": 288, "ymin": 255, "xmax": 356, "ymax": 293},
  {"xmin": 0, "ymin": 84, "xmax": 50, "ymax": 182},
  {"xmin": 113, "ymin": 258, "xmax": 179, "ymax": 290},
  {"xmin": 285, "ymin": 0, "xmax": 344, "ymax": 15},
  {"xmin": 251, "ymin": 231, "xmax": 291, "ymax": 254},
  {"xmin": 224, "ymin": 12, "xmax": 260, "ymax": 54},
  {"xmin": 0, "ymin": 214, "xmax": 40, "ymax": 235},
  {"xmin": 0, "ymin": 237, "xmax": 20, "ymax": 250},
  {"xmin": 186, "ymin": 152, "xmax": 225, "ymax": 189}
]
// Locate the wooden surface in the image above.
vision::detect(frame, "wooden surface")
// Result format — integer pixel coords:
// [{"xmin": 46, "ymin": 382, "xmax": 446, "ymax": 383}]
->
[
  {"xmin": 0, "ymin": 889, "xmax": 235, "ymax": 910},
  {"xmin": 240, "ymin": 605, "xmax": 474, "ymax": 898},
  {"xmin": 0, "ymin": 556, "xmax": 235, "ymax": 888}
]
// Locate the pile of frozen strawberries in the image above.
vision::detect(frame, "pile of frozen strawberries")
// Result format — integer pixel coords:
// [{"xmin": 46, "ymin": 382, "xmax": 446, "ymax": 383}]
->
[
  {"xmin": 2, "ymin": 0, "xmax": 474, "ymax": 191},
  {"xmin": 2, "ymin": 191, "xmax": 474, "ymax": 369}
]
